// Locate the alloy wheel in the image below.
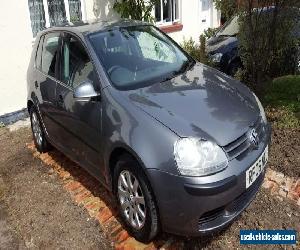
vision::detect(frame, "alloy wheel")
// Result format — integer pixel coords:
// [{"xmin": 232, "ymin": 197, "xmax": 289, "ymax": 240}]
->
[
  {"xmin": 117, "ymin": 170, "xmax": 146, "ymax": 230},
  {"xmin": 31, "ymin": 112, "xmax": 43, "ymax": 147}
]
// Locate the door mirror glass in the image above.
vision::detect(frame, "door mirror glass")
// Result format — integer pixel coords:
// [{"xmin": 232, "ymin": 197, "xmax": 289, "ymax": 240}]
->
[{"xmin": 73, "ymin": 81, "xmax": 100, "ymax": 101}]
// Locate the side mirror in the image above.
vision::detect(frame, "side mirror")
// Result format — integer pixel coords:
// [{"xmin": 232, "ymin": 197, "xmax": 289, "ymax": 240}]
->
[{"xmin": 73, "ymin": 81, "xmax": 100, "ymax": 102}]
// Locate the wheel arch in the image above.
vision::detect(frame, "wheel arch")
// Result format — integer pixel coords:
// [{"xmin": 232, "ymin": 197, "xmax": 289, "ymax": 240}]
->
[
  {"xmin": 27, "ymin": 100, "xmax": 34, "ymax": 113},
  {"xmin": 108, "ymin": 143, "xmax": 162, "ymax": 231},
  {"xmin": 108, "ymin": 144, "xmax": 151, "ymax": 191}
]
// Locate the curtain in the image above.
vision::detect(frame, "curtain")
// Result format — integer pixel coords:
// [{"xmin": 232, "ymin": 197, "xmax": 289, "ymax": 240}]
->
[
  {"xmin": 28, "ymin": 0, "xmax": 46, "ymax": 37},
  {"xmin": 47, "ymin": 0, "xmax": 67, "ymax": 26},
  {"xmin": 68, "ymin": 0, "xmax": 82, "ymax": 22}
]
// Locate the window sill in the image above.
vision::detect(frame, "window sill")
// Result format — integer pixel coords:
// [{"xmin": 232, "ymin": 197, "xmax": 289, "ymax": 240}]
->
[{"xmin": 159, "ymin": 23, "xmax": 183, "ymax": 33}]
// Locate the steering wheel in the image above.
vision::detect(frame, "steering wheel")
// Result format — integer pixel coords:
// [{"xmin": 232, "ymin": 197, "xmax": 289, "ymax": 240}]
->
[{"xmin": 107, "ymin": 65, "xmax": 122, "ymax": 76}]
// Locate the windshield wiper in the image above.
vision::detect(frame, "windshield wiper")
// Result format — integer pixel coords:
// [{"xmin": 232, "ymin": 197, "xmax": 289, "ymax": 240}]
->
[
  {"xmin": 177, "ymin": 60, "xmax": 195, "ymax": 74},
  {"xmin": 159, "ymin": 60, "xmax": 195, "ymax": 83}
]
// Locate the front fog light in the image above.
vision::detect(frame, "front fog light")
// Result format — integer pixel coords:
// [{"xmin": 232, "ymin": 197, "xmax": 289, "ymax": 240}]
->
[{"xmin": 174, "ymin": 138, "xmax": 228, "ymax": 176}]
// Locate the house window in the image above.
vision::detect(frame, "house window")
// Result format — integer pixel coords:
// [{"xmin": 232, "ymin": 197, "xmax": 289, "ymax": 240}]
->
[
  {"xmin": 28, "ymin": 0, "xmax": 84, "ymax": 37},
  {"xmin": 68, "ymin": 0, "xmax": 82, "ymax": 22},
  {"xmin": 155, "ymin": 0, "xmax": 180, "ymax": 25},
  {"xmin": 28, "ymin": 0, "xmax": 46, "ymax": 37},
  {"xmin": 47, "ymin": 0, "xmax": 67, "ymax": 26}
]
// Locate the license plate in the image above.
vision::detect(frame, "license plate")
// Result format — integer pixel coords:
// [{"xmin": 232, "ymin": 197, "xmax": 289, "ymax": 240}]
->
[{"xmin": 245, "ymin": 145, "xmax": 268, "ymax": 189}]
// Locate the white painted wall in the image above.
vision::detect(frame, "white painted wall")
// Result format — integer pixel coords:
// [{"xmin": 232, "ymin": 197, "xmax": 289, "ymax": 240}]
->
[
  {"xmin": 0, "ymin": 0, "xmax": 220, "ymax": 116},
  {"xmin": 84, "ymin": 0, "xmax": 220, "ymax": 43},
  {"xmin": 85, "ymin": 0, "xmax": 119, "ymax": 22},
  {"xmin": 167, "ymin": 0, "xmax": 220, "ymax": 43},
  {"xmin": 0, "ymin": 1, "xmax": 33, "ymax": 116}
]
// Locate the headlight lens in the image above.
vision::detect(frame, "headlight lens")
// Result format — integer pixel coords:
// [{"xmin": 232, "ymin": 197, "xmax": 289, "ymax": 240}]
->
[
  {"xmin": 210, "ymin": 53, "xmax": 223, "ymax": 63},
  {"xmin": 174, "ymin": 138, "xmax": 228, "ymax": 176},
  {"xmin": 253, "ymin": 93, "xmax": 267, "ymax": 124}
]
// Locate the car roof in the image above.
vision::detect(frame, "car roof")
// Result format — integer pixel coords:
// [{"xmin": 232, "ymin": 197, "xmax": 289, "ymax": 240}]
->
[{"xmin": 39, "ymin": 18, "xmax": 150, "ymax": 37}]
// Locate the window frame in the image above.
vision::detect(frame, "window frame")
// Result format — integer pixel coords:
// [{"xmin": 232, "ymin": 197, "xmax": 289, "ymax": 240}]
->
[
  {"xmin": 35, "ymin": 35, "xmax": 45, "ymax": 70},
  {"xmin": 58, "ymin": 31, "xmax": 101, "ymax": 91},
  {"xmin": 154, "ymin": 0, "xmax": 181, "ymax": 27},
  {"xmin": 40, "ymin": 31, "xmax": 62, "ymax": 80}
]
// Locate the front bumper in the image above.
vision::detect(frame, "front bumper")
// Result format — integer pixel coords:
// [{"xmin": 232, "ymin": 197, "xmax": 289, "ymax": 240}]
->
[{"xmin": 147, "ymin": 123, "xmax": 271, "ymax": 237}]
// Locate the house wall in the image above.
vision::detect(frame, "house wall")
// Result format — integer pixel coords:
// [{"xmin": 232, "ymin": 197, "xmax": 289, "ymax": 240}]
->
[
  {"xmin": 0, "ymin": 1, "xmax": 33, "ymax": 116},
  {"xmin": 84, "ymin": 0, "xmax": 220, "ymax": 43},
  {"xmin": 0, "ymin": 0, "xmax": 220, "ymax": 117},
  {"xmin": 166, "ymin": 0, "xmax": 220, "ymax": 42}
]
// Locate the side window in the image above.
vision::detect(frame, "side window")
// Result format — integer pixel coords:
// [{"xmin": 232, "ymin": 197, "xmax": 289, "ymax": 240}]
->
[
  {"xmin": 62, "ymin": 34, "xmax": 95, "ymax": 89},
  {"xmin": 35, "ymin": 35, "xmax": 44, "ymax": 70},
  {"xmin": 42, "ymin": 33, "xmax": 60, "ymax": 77}
]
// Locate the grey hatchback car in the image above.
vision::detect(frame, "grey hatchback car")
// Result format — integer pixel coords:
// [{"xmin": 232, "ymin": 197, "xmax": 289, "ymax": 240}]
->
[{"xmin": 27, "ymin": 20, "xmax": 271, "ymax": 242}]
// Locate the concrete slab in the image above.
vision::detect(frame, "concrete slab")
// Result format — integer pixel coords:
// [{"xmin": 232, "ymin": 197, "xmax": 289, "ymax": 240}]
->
[{"xmin": 7, "ymin": 118, "xmax": 30, "ymax": 132}]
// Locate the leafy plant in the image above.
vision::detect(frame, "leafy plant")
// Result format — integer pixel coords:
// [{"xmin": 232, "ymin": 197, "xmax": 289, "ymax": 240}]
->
[
  {"xmin": 199, "ymin": 35, "xmax": 208, "ymax": 64},
  {"xmin": 0, "ymin": 122, "xmax": 5, "ymax": 128},
  {"xmin": 213, "ymin": 0, "xmax": 237, "ymax": 22},
  {"xmin": 181, "ymin": 37, "xmax": 200, "ymax": 60},
  {"xmin": 203, "ymin": 27, "xmax": 219, "ymax": 40},
  {"xmin": 237, "ymin": 1, "xmax": 300, "ymax": 92},
  {"xmin": 181, "ymin": 35, "xmax": 210, "ymax": 65},
  {"xmin": 113, "ymin": 0, "xmax": 158, "ymax": 23}
]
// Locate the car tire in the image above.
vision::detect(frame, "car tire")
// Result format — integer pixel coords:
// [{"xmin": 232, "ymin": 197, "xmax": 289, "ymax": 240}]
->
[
  {"xmin": 113, "ymin": 154, "xmax": 160, "ymax": 243},
  {"xmin": 30, "ymin": 106, "xmax": 51, "ymax": 153},
  {"xmin": 228, "ymin": 61, "xmax": 242, "ymax": 77}
]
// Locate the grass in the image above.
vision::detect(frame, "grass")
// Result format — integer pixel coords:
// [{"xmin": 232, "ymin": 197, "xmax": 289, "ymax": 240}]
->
[{"xmin": 264, "ymin": 75, "xmax": 300, "ymax": 128}]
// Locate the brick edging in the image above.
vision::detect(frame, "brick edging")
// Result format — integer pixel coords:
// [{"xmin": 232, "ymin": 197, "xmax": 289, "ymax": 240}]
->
[
  {"xmin": 26, "ymin": 142, "xmax": 300, "ymax": 249},
  {"xmin": 26, "ymin": 142, "xmax": 176, "ymax": 250},
  {"xmin": 263, "ymin": 169, "xmax": 300, "ymax": 206}
]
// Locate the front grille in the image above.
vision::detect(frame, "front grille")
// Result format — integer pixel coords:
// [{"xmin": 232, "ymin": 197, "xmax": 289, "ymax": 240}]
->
[{"xmin": 223, "ymin": 117, "xmax": 264, "ymax": 160}]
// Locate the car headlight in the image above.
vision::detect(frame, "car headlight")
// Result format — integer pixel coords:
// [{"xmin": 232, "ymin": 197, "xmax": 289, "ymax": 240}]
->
[
  {"xmin": 253, "ymin": 93, "xmax": 267, "ymax": 124},
  {"xmin": 174, "ymin": 138, "xmax": 228, "ymax": 176},
  {"xmin": 210, "ymin": 53, "xmax": 223, "ymax": 63}
]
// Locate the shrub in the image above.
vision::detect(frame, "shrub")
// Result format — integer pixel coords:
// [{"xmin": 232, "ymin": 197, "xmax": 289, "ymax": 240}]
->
[
  {"xmin": 113, "ymin": 0, "xmax": 158, "ymax": 23},
  {"xmin": 264, "ymin": 75, "xmax": 300, "ymax": 128},
  {"xmin": 213, "ymin": 0, "xmax": 237, "ymax": 22},
  {"xmin": 203, "ymin": 27, "xmax": 219, "ymax": 40},
  {"xmin": 238, "ymin": 1, "xmax": 300, "ymax": 91},
  {"xmin": 181, "ymin": 35, "xmax": 210, "ymax": 65},
  {"xmin": 265, "ymin": 75, "xmax": 300, "ymax": 110},
  {"xmin": 181, "ymin": 37, "xmax": 200, "ymax": 61}
]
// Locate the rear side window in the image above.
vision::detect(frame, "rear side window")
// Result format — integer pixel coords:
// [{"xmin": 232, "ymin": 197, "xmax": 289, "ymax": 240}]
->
[
  {"xmin": 61, "ymin": 34, "xmax": 95, "ymax": 88},
  {"xmin": 35, "ymin": 35, "xmax": 44, "ymax": 70},
  {"xmin": 41, "ymin": 33, "xmax": 60, "ymax": 77}
]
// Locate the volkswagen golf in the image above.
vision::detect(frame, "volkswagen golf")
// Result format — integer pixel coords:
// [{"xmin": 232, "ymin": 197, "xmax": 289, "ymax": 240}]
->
[{"xmin": 27, "ymin": 20, "xmax": 271, "ymax": 242}]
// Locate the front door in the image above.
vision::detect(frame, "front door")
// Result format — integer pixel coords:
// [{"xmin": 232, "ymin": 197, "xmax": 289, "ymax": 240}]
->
[
  {"xmin": 199, "ymin": 0, "xmax": 213, "ymax": 32},
  {"xmin": 54, "ymin": 33, "xmax": 104, "ymax": 180},
  {"xmin": 38, "ymin": 32, "xmax": 62, "ymax": 143}
]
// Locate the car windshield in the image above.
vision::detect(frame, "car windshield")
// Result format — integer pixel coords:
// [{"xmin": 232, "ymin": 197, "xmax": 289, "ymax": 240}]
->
[
  {"xmin": 89, "ymin": 25, "xmax": 194, "ymax": 90},
  {"xmin": 217, "ymin": 16, "xmax": 239, "ymax": 37}
]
